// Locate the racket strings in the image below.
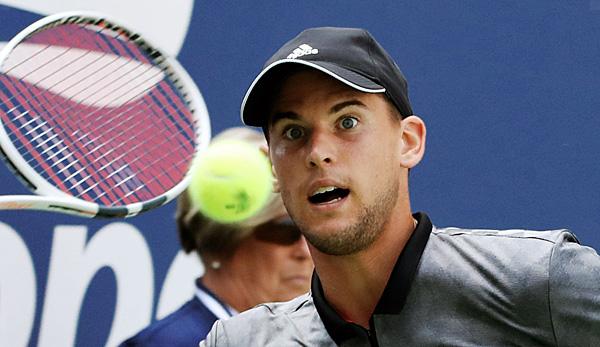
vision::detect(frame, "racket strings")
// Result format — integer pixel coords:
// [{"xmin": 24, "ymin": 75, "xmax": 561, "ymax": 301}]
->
[
  {"xmin": 1, "ymin": 78, "xmax": 194, "ymax": 205},
  {"xmin": 0, "ymin": 40, "xmax": 58, "ymax": 75},
  {"xmin": 21, "ymin": 52, "xmax": 124, "ymax": 108},
  {"xmin": 6, "ymin": 46, "xmax": 91, "ymax": 88},
  {"xmin": 12, "ymin": 62, "xmax": 163, "ymax": 152},
  {"xmin": 2, "ymin": 48, "xmax": 181, "ymax": 143},
  {"xmin": 0, "ymin": 25, "xmax": 133, "ymax": 139},
  {"xmin": 1, "ymin": 50, "xmax": 157, "ymax": 139},
  {"xmin": 69, "ymin": 104, "xmax": 192, "ymax": 195},
  {"xmin": 0, "ymin": 22, "xmax": 196, "ymax": 205},
  {"xmin": 0, "ymin": 22, "xmax": 163, "ymax": 121},
  {"xmin": 2, "ymin": 75, "xmax": 194, "ymax": 186},
  {"xmin": 80, "ymin": 126, "xmax": 195, "ymax": 204},
  {"xmin": 1, "ymin": 33, "xmax": 189, "ymax": 147},
  {"xmin": 0, "ymin": 22, "xmax": 125, "ymax": 107},
  {"xmin": 15, "ymin": 77, "xmax": 194, "ymax": 205}
]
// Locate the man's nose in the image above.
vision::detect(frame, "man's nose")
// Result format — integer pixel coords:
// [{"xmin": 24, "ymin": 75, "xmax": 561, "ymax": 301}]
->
[{"xmin": 305, "ymin": 130, "xmax": 335, "ymax": 169}]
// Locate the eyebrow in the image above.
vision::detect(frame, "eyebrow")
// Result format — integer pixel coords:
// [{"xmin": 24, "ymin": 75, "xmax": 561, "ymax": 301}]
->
[
  {"xmin": 269, "ymin": 99, "xmax": 368, "ymax": 128},
  {"xmin": 329, "ymin": 99, "xmax": 367, "ymax": 113},
  {"xmin": 269, "ymin": 111, "xmax": 300, "ymax": 129}
]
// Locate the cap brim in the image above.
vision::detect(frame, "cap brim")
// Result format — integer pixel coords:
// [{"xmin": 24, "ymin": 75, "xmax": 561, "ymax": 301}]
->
[{"xmin": 241, "ymin": 59, "xmax": 386, "ymax": 127}]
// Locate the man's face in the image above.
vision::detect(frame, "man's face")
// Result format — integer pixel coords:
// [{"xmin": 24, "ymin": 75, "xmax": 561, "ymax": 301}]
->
[{"xmin": 267, "ymin": 70, "xmax": 407, "ymax": 256}]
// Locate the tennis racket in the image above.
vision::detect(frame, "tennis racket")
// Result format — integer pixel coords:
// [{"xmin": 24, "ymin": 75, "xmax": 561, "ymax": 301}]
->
[{"xmin": 0, "ymin": 12, "xmax": 211, "ymax": 218}]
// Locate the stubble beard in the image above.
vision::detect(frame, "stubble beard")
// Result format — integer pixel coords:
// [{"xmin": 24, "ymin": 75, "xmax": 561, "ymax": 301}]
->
[{"xmin": 284, "ymin": 179, "xmax": 400, "ymax": 256}]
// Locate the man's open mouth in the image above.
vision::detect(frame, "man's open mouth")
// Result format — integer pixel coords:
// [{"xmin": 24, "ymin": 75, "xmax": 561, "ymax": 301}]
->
[{"xmin": 308, "ymin": 186, "xmax": 350, "ymax": 204}]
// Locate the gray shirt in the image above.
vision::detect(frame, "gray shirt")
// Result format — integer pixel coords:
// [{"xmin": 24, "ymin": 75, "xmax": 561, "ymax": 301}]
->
[{"xmin": 200, "ymin": 215, "xmax": 600, "ymax": 346}]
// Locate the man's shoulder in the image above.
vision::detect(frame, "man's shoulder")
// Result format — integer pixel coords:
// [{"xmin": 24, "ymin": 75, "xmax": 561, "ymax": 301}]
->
[
  {"xmin": 202, "ymin": 293, "xmax": 335, "ymax": 347},
  {"xmin": 222, "ymin": 292, "xmax": 316, "ymax": 328},
  {"xmin": 423, "ymin": 225, "xmax": 580, "ymax": 283},
  {"xmin": 431, "ymin": 225, "xmax": 577, "ymax": 245}
]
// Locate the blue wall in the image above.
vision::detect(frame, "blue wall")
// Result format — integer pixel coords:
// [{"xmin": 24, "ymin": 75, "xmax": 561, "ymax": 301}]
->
[{"xmin": 1, "ymin": 1, "xmax": 599, "ymax": 346}]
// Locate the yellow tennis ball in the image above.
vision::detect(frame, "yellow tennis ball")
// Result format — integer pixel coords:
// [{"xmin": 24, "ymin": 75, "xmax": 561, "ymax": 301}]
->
[{"xmin": 188, "ymin": 139, "xmax": 272, "ymax": 223}]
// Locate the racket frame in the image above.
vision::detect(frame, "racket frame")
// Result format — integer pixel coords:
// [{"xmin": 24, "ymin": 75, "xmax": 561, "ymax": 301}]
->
[{"xmin": 0, "ymin": 11, "xmax": 210, "ymax": 217}]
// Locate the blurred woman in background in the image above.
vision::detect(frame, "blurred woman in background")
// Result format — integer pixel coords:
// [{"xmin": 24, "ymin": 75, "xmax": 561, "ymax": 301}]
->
[{"xmin": 120, "ymin": 127, "xmax": 313, "ymax": 346}]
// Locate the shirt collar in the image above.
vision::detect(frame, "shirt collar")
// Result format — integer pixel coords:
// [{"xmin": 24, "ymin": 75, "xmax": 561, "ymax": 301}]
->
[
  {"xmin": 195, "ymin": 278, "xmax": 238, "ymax": 319},
  {"xmin": 311, "ymin": 212, "xmax": 433, "ymax": 344}
]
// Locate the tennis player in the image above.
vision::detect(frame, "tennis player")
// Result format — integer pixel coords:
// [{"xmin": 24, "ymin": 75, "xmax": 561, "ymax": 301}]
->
[{"xmin": 201, "ymin": 27, "xmax": 600, "ymax": 346}]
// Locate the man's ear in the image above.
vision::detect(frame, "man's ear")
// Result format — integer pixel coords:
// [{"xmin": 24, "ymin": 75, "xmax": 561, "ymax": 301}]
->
[{"xmin": 399, "ymin": 115, "xmax": 426, "ymax": 169}]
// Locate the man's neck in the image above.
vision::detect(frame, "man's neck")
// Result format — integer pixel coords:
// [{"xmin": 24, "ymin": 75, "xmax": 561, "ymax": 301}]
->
[{"xmin": 311, "ymin": 213, "xmax": 416, "ymax": 328}]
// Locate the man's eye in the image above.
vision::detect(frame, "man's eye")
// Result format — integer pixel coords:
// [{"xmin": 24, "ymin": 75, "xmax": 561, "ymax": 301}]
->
[
  {"xmin": 284, "ymin": 126, "xmax": 304, "ymax": 140},
  {"xmin": 340, "ymin": 117, "xmax": 358, "ymax": 129}
]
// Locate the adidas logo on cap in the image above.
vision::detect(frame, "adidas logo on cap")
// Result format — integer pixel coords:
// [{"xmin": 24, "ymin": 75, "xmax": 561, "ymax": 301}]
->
[{"xmin": 287, "ymin": 44, "xmax": 318, "ymax": 59}]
